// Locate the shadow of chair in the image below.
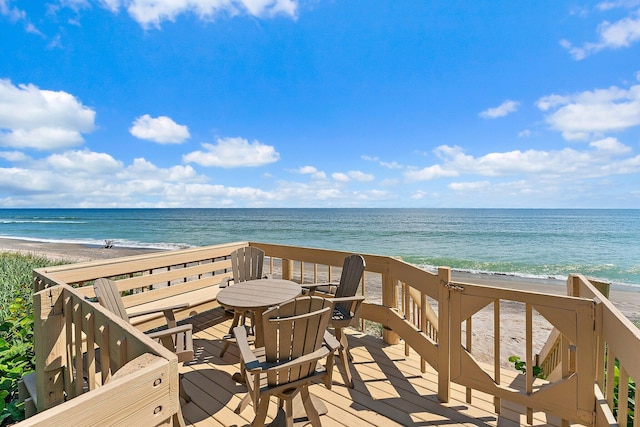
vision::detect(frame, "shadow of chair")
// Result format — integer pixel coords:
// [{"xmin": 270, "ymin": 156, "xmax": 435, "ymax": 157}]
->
[
  {"xmin": 303, "ymin": 253, "xmax": 366, "ymax": 388},
  {"xmin": 219, "ymin": 246, "xmax": 269, "ymax": 357},
  {"xmin": 234, "ymin": 296, "xmax": 338, "ymax": 427},
  {"xmin": 93, "ymin": 277, "xmax": 193, "ymax": 427}
]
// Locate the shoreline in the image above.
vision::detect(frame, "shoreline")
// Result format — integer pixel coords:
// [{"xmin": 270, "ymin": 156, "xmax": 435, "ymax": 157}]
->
[{"xmin": 2, "ymin": 236, "xmax": 638, "ymax": 324}]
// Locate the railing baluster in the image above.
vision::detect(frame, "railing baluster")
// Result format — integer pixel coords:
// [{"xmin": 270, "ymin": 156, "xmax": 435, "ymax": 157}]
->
[
  {"xmin": 526, "ymin": 303, "xmax": 533, "ymax": 425},
  {"xmin": 618, "ymin": 365, "xmax": 629, "ymax": 425},
  {"xmin": 73, "ymin": 303, "xmax": 83, "ymax": 397},
  {"xmin": 64, "ymin": 296, "xmax": 74, "ymax": 399},
  {"xmin": 84, "ymin": 312, "xmax": 96, "ymax": 390},
  {"xmin": 100, "ymin": 324, "xmax": 111, "ymax": 384},
  {"xmin": 493, "ymin": 299, "xmax": 500, "ymax": 414}
]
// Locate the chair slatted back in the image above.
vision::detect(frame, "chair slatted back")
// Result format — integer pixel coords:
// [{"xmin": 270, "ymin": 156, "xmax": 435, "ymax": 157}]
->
[
  {"xmin": 334, "ymin": 254, "xmax": 366, "ymax": 311},
  {"xmin": 230, "ymin": 246, "xmax": 265, "ymax": 283},
  {"xmin": 94, "ymin": 278, "xmax": 130, "ymax": 322},
  {"xmin": 262, "ymin": 297, "xmax": 331, "ymax": 386}
]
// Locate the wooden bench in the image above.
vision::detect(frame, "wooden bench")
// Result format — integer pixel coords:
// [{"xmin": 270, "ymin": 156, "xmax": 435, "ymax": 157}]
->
[{"xmin": 33, "ymin": 242, "xmax": 251, "ymax": 331}]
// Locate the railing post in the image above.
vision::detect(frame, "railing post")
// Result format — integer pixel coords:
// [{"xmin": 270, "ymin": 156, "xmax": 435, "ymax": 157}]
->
[
  {"xmin": 437, "ymin": 266, "xmax": 451, "ymax": 402},
  {"xmin": 381, "ymin": 270, "xmax": 399, "ymax": 345},
  {"xmin": 575, "ymin": 300, "xmax": 597, "ymax": 425},
  {"xmin": 282, "ymin": 258, "xmax": 293, "ymax": 280},
  {"xmin": 34, "ymin": 286, "xmax": 67, "ymax": 412}
]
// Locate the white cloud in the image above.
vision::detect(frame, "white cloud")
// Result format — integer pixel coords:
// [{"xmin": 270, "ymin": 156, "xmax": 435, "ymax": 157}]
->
[
  {"xmin": 479, "ymin": 100, "xmax": 520, "ymax": 119},
  {"xmin": 46, "ymin": 150, "xmax": 122, "ymax": 173},
  {"xmin": 347, "ymin": 170, "xmax": 374, "ymax": 182},
  {"xmin": 183, "ymin": 136, "xmax": 279, "ymax": 168},
  {"xmin": 363, "ymin": 155, "xmax": 403, "ymax": 169},
  {"xmin": 296, "ymin": 165, "xmax": 319, "ymax": 174},
  {"xmin": 295, "ymin": 165, "xmax": 326, "ymax": 179},
  {"xmin": 0, "ymin": 0, "xmax": 26, "ymax": 21},
  {"xmin": 332, "ymin": 172, "xmax": 349, "ymax": 182},
  {"xmin": 405, "ymin": 164, "xmax": 459, "ymax": 182},
  {"xmin": 0, "ymin": 150, "xmax": 279, "ymax": 207},
  {"xmin": 0, "ymin": 79, "xmax": 95, "ymax": 150},
  {"xmin": 0, "ymin": 151, "xmax": 29, "ymax": 162},
  {"xmin": 589, "ymin": 137, "xmax": 631, "ymax": 154},
  {"xmin": 405, "ymin": 141, "xmax": 639, "ymax": 184},
  {"xmin": 536, "ymin": 84, "xmax": 640, "ymax": 140},
  {"xmin": 102, "ymin": 0, "xmax": 298, "ymax": 29},
  {"xmin": 562, "ymin": 8, "xmax": 640, "ymax": 59},
  {"xmin": 130, "ymin": 114, "xmax": 190, "ymax": 144},
  {"xmin": 449, "ymin": 181, "xmax": 491, "ymax": 191}
]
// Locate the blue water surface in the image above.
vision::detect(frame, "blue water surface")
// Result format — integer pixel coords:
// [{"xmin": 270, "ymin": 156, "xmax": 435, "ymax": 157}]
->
[{"xmin": 1, "ymin": 208, "xmax": 638, "ymax": 288}]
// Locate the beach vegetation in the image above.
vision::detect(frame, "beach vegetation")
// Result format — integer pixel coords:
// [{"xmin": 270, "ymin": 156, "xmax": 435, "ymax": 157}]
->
[
  {"xmin": 0, "ymin": 252, "xmax": 66, "ymax": 426},
  {"xmin": 507, "ymin": 355, "xmax": 546, "ymax": 379},
  {"xmin": 610, "ymin": 358, "xmax": 636, "ymax": 427}
]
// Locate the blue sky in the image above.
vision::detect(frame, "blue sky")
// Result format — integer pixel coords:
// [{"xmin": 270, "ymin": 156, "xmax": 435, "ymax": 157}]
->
[{"xmin": 1, "ymin": 1, "xmax": 640, "ymax": 208}]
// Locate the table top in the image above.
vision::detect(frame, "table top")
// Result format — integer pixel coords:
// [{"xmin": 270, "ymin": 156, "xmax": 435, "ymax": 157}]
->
[{"xmin": 217, "ymin": 278, "xmax": 302, "ymax": 310}]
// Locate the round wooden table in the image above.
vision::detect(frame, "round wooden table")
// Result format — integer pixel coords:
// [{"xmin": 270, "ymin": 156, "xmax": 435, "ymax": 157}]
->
[
  {"xmin": 219, "ymin": 278, "xmax": 327, "ymax": 422},
  {"xmin": 217, "ymin": 278, "xmax": 301, "ymax": 347}
]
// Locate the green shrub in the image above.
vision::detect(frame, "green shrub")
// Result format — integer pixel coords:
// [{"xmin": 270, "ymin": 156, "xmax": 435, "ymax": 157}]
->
[
  {"xmin": 0, "ymin": 252, "xmax": 65, "ymax": 426},
  {"xmin": 0, "ymin": 296, "xmax": 34, "ymax": 424},
  {"xmin": 612, "ymin": 359, "xmax": 636, "ymax": 427},
  {"xmin": 508, "ymin": 355, "xmax": 547, "ymax": 379}
]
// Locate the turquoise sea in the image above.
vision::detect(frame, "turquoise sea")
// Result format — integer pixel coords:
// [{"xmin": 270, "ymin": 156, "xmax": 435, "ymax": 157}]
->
[{"xmin": 1, "ymin": 208, "xmax": 639, "ymax": 290}]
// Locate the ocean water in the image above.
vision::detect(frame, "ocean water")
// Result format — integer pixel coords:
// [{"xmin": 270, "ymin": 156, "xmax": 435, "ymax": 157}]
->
[{"xmin": 1, "ymin": 208, "xmax": 639, "ymax": 290}]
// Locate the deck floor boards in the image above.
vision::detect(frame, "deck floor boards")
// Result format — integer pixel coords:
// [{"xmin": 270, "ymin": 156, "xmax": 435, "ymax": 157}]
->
[{"xmin": 178, "ymin": 308, "xmax": 566, "ymax": 427}]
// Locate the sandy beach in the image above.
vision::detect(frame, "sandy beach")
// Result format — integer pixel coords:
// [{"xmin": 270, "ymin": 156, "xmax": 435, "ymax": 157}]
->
[{"xmin": 3, "ymin": 237, "xmax": 638, "ymax": 368}]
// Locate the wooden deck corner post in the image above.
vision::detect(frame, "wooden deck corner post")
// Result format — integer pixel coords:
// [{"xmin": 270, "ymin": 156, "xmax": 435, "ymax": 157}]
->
[
  {"xmin": 575, "ymin": 300, "xmax": 597, "ymax": 426},
  {"xmin": 34, "ymin": 285, "xmax": 67, "ymax": 412},
  {"xmin": 381, "ymin": 270, "xmax": 399, "ymax": 345},
  {"xmin": 567, "ymin": 274, "xmax": 580, "ymax": 297},
  {"xmin": 437, "ymin": 267, "xmax": 451, "ymax": 403}
]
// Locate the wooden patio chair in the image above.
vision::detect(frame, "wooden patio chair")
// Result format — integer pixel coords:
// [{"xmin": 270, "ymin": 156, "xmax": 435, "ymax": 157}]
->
[
  {"xmin": 303, "ymin": 254, "xmax": 366, "ymax": 388},
  {"xmin": 93, "ymin": 278, "xmax": 193, "ymax": 427},
  {"xmin": 219, "ymin": 246, "xmax": 269, "ymax": 357},
  {"xmin": 234, "ymin": 296, "xmax": 338, "ymax": 427}
]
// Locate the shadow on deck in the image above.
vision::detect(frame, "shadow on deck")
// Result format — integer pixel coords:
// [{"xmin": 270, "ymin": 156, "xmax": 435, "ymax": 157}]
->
[{"xmin": 179, "ymin": 308, "xmax": 560, "ymax": 427}]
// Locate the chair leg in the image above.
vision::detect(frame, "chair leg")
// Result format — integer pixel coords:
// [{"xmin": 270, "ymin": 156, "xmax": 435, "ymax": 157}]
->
[
  {"xmin": 335, "ymin": 328, "xmax": 354, "ymax": 388},
  {"xmin": 300, "ymin": 386, "xmax": 322, "ymax": 427},
  {"xmin": 251, "ymin": 397, "xmax": 270, "ymax": 427},
  {"xmin": 179, "ymin": 374, "xmax": 191, "ymax": 403},
  {"xmin": 220, "ymin": 311, "xmax": 243, "ymax": 357},
  {"xmin": 173, "ymin": 405, "xmax": 187, "ymax": 427},
  {"xmin": 285, "ymin": 398, "xmax": 294, "ymax": 427},
  {"xmin": 235, "ymin": 393, "xmax": 251, "ymax": 414}
]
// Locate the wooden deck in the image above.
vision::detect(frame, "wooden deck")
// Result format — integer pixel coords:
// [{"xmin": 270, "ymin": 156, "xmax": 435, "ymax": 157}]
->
[{"xmin": 179, "ymin": 307, "xmax": 564, "ymax": 427}]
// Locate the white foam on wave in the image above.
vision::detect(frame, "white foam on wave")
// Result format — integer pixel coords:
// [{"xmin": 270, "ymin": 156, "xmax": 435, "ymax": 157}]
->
[
  {"xmin": 0, "ymin": 235, "xmax": 193, "ymax": 251},
  {"xmin": 416, "ymin": 263, "xmax": 640, "ymax": 291}
]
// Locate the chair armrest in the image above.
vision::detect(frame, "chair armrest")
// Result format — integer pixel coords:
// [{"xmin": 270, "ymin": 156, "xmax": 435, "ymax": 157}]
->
[
  {"xmin": 323, "ymin": 330, "xmax": 340, "ymax": 351},
  {"xmin": 329, "ymin": 296, "xmax": 365, "ymax": 321},
  {"xmin": 233, "ymin": 325, "xmax": 260, "ymax": 369},
  {"xmin": 219, "ymin": 277, "xmax": 231, "ymax": 288},
  {"xmin": 328, "ymin": 295, "xmax": 365, "ymax": 311},
  {"xmin": 146, "ymin": 323, "xmax": 192, "ymax": 340},
  {"xmin": 301, "ymin": 283, "xmax": 337, "ymax": 296}
]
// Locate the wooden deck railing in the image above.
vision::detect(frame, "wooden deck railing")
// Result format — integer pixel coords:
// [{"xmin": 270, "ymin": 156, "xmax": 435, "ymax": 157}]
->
[
  {"xmin": 17, "ymin": 284, "xmax": 180, "ymax": 426},
  {"xmin": 25, "ymin": 241, "xmax": 639, "ymax": 426},
  {"xmin": 570, "ymin": 274, "xmax": 639, "ymax": 426}
]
